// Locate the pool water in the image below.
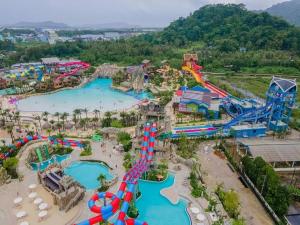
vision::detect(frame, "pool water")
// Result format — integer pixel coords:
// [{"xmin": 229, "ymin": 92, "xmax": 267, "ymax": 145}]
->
[
  {"xmin": 17, "ymin": 78, "xmax": 150, "ymax": 114},
  {"xmin": 31, "ymin": 154, "xmax": 70, "ymax": 171},
  {"xmin": 64, "ymin": 161, "xmax": 113, "ymax": 190},
  {"xmin": 136, "ymin": 175, "xmax": 191, "ymax": 225}
]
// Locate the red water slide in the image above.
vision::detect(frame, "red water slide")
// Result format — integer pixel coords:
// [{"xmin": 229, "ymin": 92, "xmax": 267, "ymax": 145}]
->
[
  {"xmin": 55, "ymin": 61, "xmax": 90, "ymax": 82},
  {"xmin": 189, "ymin": 62, "xmax": 228, "ymax": 98}
]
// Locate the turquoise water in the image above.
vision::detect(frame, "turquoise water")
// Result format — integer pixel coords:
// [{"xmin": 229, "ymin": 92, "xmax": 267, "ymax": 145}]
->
[
  {"xmin": 136, "ymin": 175, "xmax": 191, "ymax": 225},
  {"xmin": 17, "ymin": 78, "xmax": 149, "ymax": 113},
  {"xmin": 64, "ymin": 161, "xmax": 113, "ymax": 190},
  {"xmin": 31, "ymin": 154, "xmax": 69, "ymax": 171},
  {"xmin": 0, "ymin": 89, "xmax": 7, "ymax": 95}
]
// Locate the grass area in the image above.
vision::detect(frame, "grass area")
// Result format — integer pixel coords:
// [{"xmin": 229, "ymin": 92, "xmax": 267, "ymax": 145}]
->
[{"xmin": 240, "ymin": 66, "xmax": 300, "ymax": 75}]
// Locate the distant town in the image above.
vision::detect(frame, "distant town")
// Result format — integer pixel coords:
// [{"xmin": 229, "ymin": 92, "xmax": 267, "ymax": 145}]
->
[{"xmin": 0, "ymin": 23, "xmax": 163, "ymax": 44}]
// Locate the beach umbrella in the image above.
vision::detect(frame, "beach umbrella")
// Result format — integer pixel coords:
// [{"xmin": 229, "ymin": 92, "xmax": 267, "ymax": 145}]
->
[
  {"xmin": 38, "ymin": 203, "xmax": 48, "ymax": 211},
  {"xmin": 14, "ymin": 197, "xmax": 23, "ymax": 205},
  {"xmin": 16, "ymin": 211, "xmax": 26, "ymax": 219},
  {"xmin": 28, "ymin": 192, "xmax": 37, "ymax": 199},
  {"xmin": 196, "ymin": 213, "xmax": 206, "ymax": 222},
  {"xmin": 190, "ymin": 207, "xmax": 200, "ymax": 214},
  {"xmin": 34, "ymin": 198, "xmax": 43, "ymax": 205},
  {"xmin": 19, "ymin": 221, "xmax": 29, "ymax": 225}
]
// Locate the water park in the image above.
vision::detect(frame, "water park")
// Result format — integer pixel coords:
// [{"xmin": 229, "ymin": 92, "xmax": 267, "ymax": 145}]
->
[{"xmin": 0, "ymin": 52, "xmax": 298, "ymax": 225}]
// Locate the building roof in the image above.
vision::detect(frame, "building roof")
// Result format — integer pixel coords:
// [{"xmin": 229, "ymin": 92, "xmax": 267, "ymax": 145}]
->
[
  {"xmin": 271, "ymin": 77, "xmax": 297, "ymax": 93},
  {"xmin": 41, "ymin": 57, "xmax": 60, "ymax": 64},
  {"xmin": 183, "ymin": 53, "xmax": 198, "ymax": 62},
  {"xmin": 239, "ymin": 138, "xmax": 300, "ymax": 162}
]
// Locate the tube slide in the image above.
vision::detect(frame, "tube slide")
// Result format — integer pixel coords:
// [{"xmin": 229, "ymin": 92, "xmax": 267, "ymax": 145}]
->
[
  {"xmin": 0, "ymin": 135, "xmax": 41, "ymax": 160},
  {"xmin": 55, "ymin": 61, "xmax": 90, "ymax": 82},
  {"xmin": 76, "ymin": 122, "xmax": 157, "ymax": 225}
]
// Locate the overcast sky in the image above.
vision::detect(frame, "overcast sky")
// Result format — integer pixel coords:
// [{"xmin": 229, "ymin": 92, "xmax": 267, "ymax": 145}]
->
[{"xmin": 0, "ymin": 0, "xmax": 287, "ymax": 27}]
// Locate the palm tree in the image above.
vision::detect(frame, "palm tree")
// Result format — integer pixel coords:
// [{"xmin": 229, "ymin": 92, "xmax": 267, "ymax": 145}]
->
[
  {"xmin": 82, "ymin": 108, "xmax": 88, "ymax": 119},
  {"xmin": 93, "ymin": 109, "xmax": 100, "ymax": 119},
  {"xmin": 120, "ymin": 111, "xmax": 127, "ymax": 126},
  {"xmin": 97, "ymin": 174, "xmax": 107, "ymax": 205},
  {"xmin": 60, "ymin": 112, "xmax": 69, "ymax": 130},
  {"xmin": 49, "ymin": 120, "xmax": 55, "ymax": 129},
  {"xmin": 5, "ymin": 124, "xmax": 15, "ymax": 143},
  {"xmin": 73, "ymin": 109, "xmax": 81, "ymax": 123},
  {"xmin": 54, "ymin": 112, "xmax": 60, "ymax": 123},
  {"xmin": 14, "ymin": 111, "xmax": 21, "ymax": 127},
  {"xmin": 42, "ymin": 111, "xmax": 49, "ymax": 122},
  {"xmin": 79, "ymin": 119, "xmax": 87, "ymax": 131},
  {"xmin": 34, "ymin": 115, "xmax": 42, "ymax": 131},
  {"xmin": 129, "ymin": 111, "xmax": 136, "ymax": 126},
  {"xmin": 56, "ymin": 122, "xmax": 63, "ymax": 133},
  {"xmin": 46, "ymin": 128, "xmax": 52, "ymax": 136}
]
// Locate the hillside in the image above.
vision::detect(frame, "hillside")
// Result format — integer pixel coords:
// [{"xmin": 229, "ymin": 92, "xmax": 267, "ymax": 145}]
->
[
  {"xmin": 157, "ymin": 4, "xmax": 300, "ymax": 52},
  {"xmin": 2, "ymin": 4, "xmax": 300, "ymax": 75},
  {"xmin": 265, "ymin": 0, "xmax": 300, "ymax": 26}
]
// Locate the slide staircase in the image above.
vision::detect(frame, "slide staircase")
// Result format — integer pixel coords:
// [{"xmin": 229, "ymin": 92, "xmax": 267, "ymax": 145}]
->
[{"xmin": 76, "ymin": 122, "xmax": 157, "ymax": 225}]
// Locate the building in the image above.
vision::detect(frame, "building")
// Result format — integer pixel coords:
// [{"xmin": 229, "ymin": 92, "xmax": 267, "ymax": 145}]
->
[
  {"xmin": 174, "ymin": 86, "xmax": 221, "ymax": 119},
  {"xmin": 236, "ymin": 138, "xmax": 300, "ymax": 172},
  {"xmin": 46, "ymin": 30, "xmax": 59, "ymax": 45},
  {"xmin": 230, "ymin": 124, "xmax": 266, "ymax": 138},
  {"xmin": 266, "ymin": 77, "xmax": 297, "ymax": 132}
]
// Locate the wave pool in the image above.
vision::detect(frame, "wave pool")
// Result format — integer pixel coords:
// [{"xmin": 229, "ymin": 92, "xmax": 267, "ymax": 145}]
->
[{"xmin": 17, "ymin": 78, "xmax": 148, "ymax": 114}]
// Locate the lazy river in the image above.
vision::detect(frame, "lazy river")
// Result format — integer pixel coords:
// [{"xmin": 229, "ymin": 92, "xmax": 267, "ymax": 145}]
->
[{"xmin": 17, "ymin": 78, "xmax": 149, "ymax": 114}]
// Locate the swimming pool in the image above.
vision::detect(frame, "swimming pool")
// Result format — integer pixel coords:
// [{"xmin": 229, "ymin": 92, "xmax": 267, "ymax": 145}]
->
[
  {"xmin": 31, "ymin": 154, "xmax": 70, "ymax": 171},
  {"xmin": 136, "ymin": 175, "xmax": 191, "ymax": 225},
  {"xmin": 64, "ymin": 161, "xmax": 113, "ymax": 190},
  {"xmin": 17, "ymin": 78, "xmax": 150, "ymax": 114}
]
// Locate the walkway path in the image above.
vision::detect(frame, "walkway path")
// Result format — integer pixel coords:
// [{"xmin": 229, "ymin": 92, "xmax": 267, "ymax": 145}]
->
[{"xmin": 197, "ymin": 142, "xmax": 274, "ymax": 225}]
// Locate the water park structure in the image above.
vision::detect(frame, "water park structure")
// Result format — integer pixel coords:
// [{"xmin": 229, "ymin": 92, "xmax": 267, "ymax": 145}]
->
[
  {"xmin": 76, "ymin": 122, "xmax": 157, "ymax": 225},
  {"xmin": 0, "ymin": 58, "xmax": 90, "ymax": 94},
  {"xmin": 182, "ymin": 54, "xmax": 228, "ymax": 98},
  {"xmin": 0, "ymin": 135, "xmax": 84, "ymax": 161},
  {"xmin": 163, "ymin": 54, "xmax": 298, "ymax": 139}
]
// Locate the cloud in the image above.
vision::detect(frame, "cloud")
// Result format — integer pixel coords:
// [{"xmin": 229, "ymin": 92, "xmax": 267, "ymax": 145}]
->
[{"xmin": 0, "ymin": 0, "xmax": 287, "ymax": 27}]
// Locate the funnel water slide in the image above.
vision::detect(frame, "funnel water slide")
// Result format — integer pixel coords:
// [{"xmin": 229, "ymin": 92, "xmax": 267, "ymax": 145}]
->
[{"xmin": 76, "ymin": 122, "xmax": 157, "ymax": 225}]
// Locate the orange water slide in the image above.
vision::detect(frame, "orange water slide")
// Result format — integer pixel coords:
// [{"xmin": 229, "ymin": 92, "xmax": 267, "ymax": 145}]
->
[{"xmin": 182, "ymin": 63, "xmax": 228, "ymax": 98}]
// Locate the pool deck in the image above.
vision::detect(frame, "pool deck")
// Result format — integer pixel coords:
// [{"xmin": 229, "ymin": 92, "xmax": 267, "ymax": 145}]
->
[
  {"xmin": 0, "ymin": 134, "xmax": 210, "ymax": 225},
  {"xmin": 160, "ymin": 186, "xmax": 179, "ymax": 204}
]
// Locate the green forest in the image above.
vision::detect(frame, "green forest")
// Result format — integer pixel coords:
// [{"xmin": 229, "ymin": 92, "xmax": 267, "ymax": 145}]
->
[{"xmin": 1, "ymin": 4, "xmax": 300, "ymax": 74}]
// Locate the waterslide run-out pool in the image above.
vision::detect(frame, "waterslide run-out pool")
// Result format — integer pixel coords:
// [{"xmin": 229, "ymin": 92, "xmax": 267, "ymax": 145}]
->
[
  {"xmin": 64, "ymin": 161, "xmax": 113, "ymax": 190},
  {"xmin": 136, "ymin": 174, "xmax": 191, "ymax": 225}
]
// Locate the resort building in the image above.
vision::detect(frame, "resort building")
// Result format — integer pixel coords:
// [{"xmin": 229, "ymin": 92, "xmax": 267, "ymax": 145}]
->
[
  {"xmin": 174, "ymin": 86, "xmax": 221, "ymax": 119},
  {"xmin": 38, "ymin": 167, "xmax": 85, "ymax": 212}
]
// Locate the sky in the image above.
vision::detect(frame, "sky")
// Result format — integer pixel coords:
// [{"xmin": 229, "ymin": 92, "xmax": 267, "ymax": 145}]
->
[{"xmin": 0, "ymin": 0, "xmax": 287, "ymax": 27}]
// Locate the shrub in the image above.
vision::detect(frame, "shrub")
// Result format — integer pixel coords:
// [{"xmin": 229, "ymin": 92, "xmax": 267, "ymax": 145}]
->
[
  {"xmin": 127, "ymin": 202, "xmax": 139, "ymax": 218},
  {"xmin": 3, "ymin": 157, "xmax": 19, "ymax": 178}
]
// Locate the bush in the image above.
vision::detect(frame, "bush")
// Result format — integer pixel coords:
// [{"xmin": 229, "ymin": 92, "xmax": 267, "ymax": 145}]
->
[
  {"xmin": 127, "ymin": 202, "xmax": 139, "ymax": 218},
  {"xmin": 3, "ymin": 157, "xmax": 19, "ymax": 179},
  {"xmin": 216, "ymin": 185, "xmax": 240, "ymax": 218},
  {"xmin": 117, "ymin": 132, "xmax": 132, "ymax": 152},
  {"xmin": 111, "ymin": 119, "xmax": 124, "ymax": 128}
]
